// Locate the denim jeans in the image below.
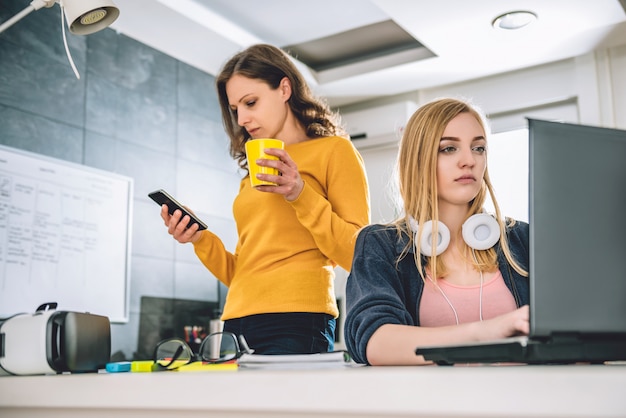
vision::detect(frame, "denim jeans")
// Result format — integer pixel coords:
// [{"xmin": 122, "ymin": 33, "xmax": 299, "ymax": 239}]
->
[{"xmin": 223, "ymin": 312, "xmax": 335, "ymax": 355}]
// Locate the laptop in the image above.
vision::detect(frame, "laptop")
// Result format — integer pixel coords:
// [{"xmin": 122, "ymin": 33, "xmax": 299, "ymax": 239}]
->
[{"xmin": 415, "ymin": 118, "xmax": 626, "ymax": 365}]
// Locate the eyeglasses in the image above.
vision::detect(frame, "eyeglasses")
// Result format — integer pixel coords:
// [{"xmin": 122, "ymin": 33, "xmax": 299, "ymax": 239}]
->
[{"xmin": 152, "ymin": 332, "xmax": 254, "ymax": 371}]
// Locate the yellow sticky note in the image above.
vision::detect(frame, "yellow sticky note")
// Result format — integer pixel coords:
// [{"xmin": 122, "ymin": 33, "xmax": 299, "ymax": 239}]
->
[
  {"xmin": 131, "ymin": 360, "xmax": 155, "ymax": 372},
  {"xmin": 176, "ymin": 362, "xmax": 238, "ymax": 372}
]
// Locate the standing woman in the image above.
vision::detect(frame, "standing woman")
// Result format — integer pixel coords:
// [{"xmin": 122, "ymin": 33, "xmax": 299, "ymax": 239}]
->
[
  {"xmin": 161, "ymin": 44, "xmax": 370, "ymax": 355},
  {"xmin": 344, "ymin": 97, "xmax": 529, "ymax": 365}
]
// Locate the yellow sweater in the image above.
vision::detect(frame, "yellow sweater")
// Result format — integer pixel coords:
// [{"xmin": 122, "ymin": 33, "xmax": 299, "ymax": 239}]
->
[{"xmin": 193, "ymin": 136, "xmax": 370, "ymax": 320}]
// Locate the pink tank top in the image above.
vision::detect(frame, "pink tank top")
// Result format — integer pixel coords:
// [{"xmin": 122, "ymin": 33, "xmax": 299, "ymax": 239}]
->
[{"xmin": 419, "ymin": 271, "xmax": 517, "ymax": 326}]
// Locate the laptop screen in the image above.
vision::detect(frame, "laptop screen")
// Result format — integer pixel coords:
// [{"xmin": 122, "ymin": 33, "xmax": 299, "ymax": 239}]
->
[{"xmin": 529, "ymin": 119, "xmax": 626, "ymax": 337}]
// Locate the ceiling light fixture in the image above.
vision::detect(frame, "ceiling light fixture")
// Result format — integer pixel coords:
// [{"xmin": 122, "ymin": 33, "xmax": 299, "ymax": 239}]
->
[
  {"xmin": 492, "ymin": 10, "xmax": 537, "ymax": 30},
  {"xmin": 0, "ymin": 0, "xmax": 120, "ymax": 80},
  {"xmin": 0, "ymin": 0, "xmax": 119, "ymax": 35}
]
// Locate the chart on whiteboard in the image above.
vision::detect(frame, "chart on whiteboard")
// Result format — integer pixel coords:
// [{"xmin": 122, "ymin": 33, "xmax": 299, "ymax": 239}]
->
[{"xmin": 0, "ymin": 146, "xmax": 132, "ymax": 322}]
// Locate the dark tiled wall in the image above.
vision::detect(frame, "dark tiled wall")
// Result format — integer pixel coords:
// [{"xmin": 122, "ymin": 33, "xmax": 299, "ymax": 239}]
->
[{"xmin": 0, "ymin": 0, "xmax": 239, "ymax": 360}]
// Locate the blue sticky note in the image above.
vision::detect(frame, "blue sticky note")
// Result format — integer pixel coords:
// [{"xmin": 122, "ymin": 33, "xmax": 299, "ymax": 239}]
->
[{"xmin": 105, "ymin": 361, "xmax": 131, "ymax": 373}]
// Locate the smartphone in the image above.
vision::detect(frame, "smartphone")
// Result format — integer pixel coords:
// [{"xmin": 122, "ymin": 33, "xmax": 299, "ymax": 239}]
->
[{"xmin": 148, "ymin": 189, "xmax": 207, "ymax": 231}]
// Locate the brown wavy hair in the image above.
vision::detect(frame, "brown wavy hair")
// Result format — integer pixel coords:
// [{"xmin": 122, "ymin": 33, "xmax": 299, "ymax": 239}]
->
[{"xmin": 215, "ymin": 44, "xmax": 346, "ymax": 172}]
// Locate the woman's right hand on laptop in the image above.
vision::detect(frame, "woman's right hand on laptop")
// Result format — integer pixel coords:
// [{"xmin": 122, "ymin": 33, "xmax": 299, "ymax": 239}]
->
[{"xmin": 479, "ymin": 305, "xmax": 529, "ymax": 341}]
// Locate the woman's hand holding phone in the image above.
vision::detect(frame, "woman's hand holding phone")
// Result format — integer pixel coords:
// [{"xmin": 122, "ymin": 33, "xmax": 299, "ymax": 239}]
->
[{"xmin": 148, "ymin": 189, "xmax": 207, "ymax": 243}]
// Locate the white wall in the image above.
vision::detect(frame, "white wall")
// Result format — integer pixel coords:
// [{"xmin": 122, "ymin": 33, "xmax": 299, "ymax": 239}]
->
[
  {"xmin": 607, "ymin": 43, "xmax": 626, "ymax": 128},
  {"xmin": 484, "ymin": 128, "xmax": 529, "ymax": 222},
  {"xmin": 359, "ymin": 146, "xmax": 401, "ymax": 224},
  {"xmin": 419, "ymin": 47, "xmax": 625, "ymax": 129}
]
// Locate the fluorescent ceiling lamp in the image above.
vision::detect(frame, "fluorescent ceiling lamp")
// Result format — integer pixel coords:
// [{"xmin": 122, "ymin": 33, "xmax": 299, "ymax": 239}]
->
[
  {"xmin": 492, "ymin": 11, "xmax": 537, "ymax": 30},
  {"xmin": 0, "ymin": 0, "xmax": 119, "ymax": 35}
]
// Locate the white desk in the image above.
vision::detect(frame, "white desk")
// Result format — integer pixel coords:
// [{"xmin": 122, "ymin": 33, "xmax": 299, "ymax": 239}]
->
[{"xmin": 1, "ymin": 364, "xmax": 625, "ymax": 418}]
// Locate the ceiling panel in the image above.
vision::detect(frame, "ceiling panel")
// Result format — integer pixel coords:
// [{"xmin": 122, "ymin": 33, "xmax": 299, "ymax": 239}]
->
[{"xmin": 108, "ymin": 0, "xmax": 626, "ymax": 107}]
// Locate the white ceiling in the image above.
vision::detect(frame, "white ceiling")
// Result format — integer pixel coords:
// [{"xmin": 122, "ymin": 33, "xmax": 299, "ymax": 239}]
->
[{"xmin": 110, "ymin": 0, "xmax": 626, "ymax": 108}]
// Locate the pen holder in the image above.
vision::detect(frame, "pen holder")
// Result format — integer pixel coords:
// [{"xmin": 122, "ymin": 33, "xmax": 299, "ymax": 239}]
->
[{"xmin": 208, "ymin": 318, "xmax": 224, "ymax": 360}]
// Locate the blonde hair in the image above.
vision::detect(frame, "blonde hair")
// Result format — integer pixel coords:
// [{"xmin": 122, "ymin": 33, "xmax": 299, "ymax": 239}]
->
[{"xmin": 394, "ymin": 97, "xmax": 527, "ymax": 281}]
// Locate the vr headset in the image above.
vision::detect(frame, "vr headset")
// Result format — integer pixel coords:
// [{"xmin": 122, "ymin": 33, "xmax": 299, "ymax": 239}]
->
[{"xmin": 0, "ymin": 303, "xmax": 111, "ymax": 375}]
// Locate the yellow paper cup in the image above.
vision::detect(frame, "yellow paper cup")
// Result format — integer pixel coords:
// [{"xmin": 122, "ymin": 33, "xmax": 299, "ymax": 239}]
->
[{"xmin": 245, "ymin": 138, "xmax": 284, "ymax": 187}]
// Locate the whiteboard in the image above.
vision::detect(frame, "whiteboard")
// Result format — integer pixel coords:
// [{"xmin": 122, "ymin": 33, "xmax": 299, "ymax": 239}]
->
[{"xmin": 0, "ymin": 145, "xmax": 132, "ymax": 322}]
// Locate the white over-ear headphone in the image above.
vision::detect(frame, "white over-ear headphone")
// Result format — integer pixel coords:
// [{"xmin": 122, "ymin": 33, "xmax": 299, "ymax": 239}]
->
[{"xmin": 409, "ymin": 212, "xmax": 500, "ymax": 256}]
